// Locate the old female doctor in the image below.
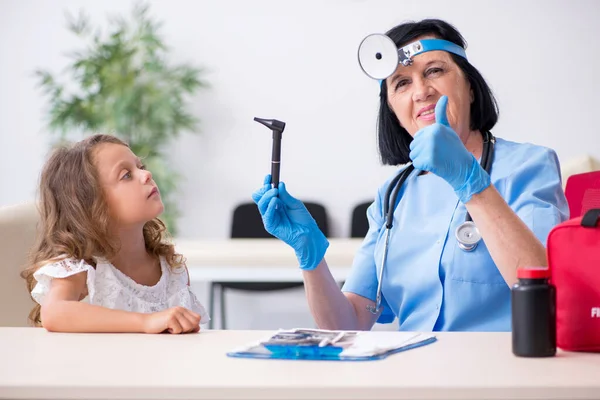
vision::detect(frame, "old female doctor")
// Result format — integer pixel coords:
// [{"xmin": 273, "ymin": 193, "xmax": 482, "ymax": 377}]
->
[{"xmin": 251, "ymin": 19, "xmax": 569, "ymax": 332}]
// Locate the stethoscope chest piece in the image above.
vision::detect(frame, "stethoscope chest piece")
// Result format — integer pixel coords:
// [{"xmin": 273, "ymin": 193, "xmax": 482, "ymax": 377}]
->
[{"xmin": 455, "ymin": 221, "xmax": 481, "ymax": 252}]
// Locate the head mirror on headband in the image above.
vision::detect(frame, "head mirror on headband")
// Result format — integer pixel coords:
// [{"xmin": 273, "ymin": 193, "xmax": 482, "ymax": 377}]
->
[{"xmin": 357, "ymin": 33, "xmax": 468, "ymax": 80}]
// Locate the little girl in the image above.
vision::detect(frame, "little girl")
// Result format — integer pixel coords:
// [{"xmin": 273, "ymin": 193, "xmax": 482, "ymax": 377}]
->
[{"xmin": 21, "ymin": 134, "xmax": 209, "ymax": 333}]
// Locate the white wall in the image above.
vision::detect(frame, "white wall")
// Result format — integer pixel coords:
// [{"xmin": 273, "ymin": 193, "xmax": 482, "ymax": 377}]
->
[{"xmin": 2, "ymin": 0, "xmax": 599, "ymax": 329}]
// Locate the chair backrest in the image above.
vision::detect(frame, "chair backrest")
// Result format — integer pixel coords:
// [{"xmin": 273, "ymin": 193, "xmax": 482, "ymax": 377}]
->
[
  {"xmin": 564, "ymin": 171, "xmax": 600, "ymax": 218},
  {"xmin": 231, "ymin": 203, "xmax": 274, "ymax": 238},
  {"xmin": 350, "ymin": 201, "xmax": 373, "ymax": 238},
  {"xmin": 231, "ymin": 201, "xmax": 329, "ymax": 238},
  {"xmin": 0, "ymin": 202, "xmax": 39, "ymax": 327}
]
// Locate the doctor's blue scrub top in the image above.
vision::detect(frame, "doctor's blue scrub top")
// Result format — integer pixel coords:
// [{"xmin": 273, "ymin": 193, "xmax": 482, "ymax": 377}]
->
[{"xmin": 342, "ymin": 138, "xmax": 569, "ymax": 331}]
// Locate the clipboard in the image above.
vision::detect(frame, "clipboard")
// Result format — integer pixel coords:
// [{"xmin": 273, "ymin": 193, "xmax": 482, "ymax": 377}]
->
[{"xmin": 227, "ymin": 328, "xmax": 436, "ymax": 361}]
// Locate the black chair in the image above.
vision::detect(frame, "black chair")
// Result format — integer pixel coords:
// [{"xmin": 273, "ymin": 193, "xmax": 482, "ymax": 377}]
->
[
  {"xmin": 209, "ymin": 201, "xmax": 329, "ymax": 329},
  {"xmin": 350, "ymin": 201, "xmax": 373, "ymax": 238}
]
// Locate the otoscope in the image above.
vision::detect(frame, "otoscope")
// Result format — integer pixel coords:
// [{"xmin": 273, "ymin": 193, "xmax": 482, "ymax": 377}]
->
[{"xmin": 254, "ymin": 117, "xmax": 286, "ymax": 189}]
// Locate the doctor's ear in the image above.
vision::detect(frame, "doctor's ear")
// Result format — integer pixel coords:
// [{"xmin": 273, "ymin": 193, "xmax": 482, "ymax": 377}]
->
[{"xmin": 470, "ymin": 88, "xmax": 474, "ymax": 103}]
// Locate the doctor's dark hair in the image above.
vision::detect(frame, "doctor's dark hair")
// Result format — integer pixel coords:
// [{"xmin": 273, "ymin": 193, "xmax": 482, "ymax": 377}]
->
[{"xmin": 377, "ymin": 19, "xmax": 499, "ymax": 165}]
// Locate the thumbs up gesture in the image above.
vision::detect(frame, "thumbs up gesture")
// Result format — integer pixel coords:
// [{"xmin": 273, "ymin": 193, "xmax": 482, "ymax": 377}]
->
[{"xmin": 409, "ymin": 96, "xmax": 491, "ymax": 204}]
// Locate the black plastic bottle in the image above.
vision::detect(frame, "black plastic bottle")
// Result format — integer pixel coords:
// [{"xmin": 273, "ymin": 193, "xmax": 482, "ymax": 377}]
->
[{"xmin": 511, "ymin": 267, "xmax": 556, "ymax": 357}]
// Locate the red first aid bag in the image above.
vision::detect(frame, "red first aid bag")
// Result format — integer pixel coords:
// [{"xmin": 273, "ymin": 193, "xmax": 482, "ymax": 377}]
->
[{"xmin": 547, "ymin": 208, "xmax": 600, "ymax": 352}]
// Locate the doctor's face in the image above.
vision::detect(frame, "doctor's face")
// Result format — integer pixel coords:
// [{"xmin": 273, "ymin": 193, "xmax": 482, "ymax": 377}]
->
[{"xmin": 385, "ymin": 38, "xmax": 473, "ymax": 140}]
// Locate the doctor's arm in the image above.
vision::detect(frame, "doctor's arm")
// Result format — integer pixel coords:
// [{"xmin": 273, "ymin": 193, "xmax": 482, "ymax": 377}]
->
[
  {"xmin": 465, "ymin": 149, "xmax": 567, "ymax": 287},
  {"xmin": 303, "ymin": 259, "xmax": 380, "ymax": 331},
  {"xmin": 252, "ymin": 175, "xmax": 380, "ymax": 331},
  {"xmin": 465, "ymin": 185, "xmax": 547, "ymax": 287},
  {"xmin": 409, "ymin": 97, "xmax": 567, "ymax": 288}
]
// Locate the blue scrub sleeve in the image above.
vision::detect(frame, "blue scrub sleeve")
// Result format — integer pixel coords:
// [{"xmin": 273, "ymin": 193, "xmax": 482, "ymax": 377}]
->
[
  {"xmin": 501, "ymin": 147, "xmax": 569, "ymax": 246},
  {"xmin": 342, "ymin": 188, "xmax": 396, "ymax": 324}
]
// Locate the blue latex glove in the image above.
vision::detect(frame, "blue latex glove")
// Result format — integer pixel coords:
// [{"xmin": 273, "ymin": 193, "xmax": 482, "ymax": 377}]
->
[
  {"xmin": 409, "ymin": 96, "xmax": 490, "ymax": 203},
  {"xmin": 251, "ymin": 175, "xmax": 329, "ymax": 271}
]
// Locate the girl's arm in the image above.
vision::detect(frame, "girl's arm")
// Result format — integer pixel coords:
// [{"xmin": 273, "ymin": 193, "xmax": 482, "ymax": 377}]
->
[{"xmin": 41, "ymin": 272, "xmax": 200, "ymax": 333}]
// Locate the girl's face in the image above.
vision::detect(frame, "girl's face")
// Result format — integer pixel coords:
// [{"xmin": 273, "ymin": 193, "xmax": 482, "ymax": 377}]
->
[{"xmin": 93, "ymin": 143, "xmax": 164, "ymax": 227}]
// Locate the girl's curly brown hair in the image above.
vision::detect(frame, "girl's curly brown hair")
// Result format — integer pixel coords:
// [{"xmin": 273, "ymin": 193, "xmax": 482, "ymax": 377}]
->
[{"xmin": 21, "ymin": 134, "xmax": 184, "ymax": 326}]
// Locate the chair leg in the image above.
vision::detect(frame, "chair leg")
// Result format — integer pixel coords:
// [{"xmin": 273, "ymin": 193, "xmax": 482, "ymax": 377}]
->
[
  {"xmin": 220, "ymin": 285, "xmax": 226, "ymax": 330},
  {"xmin": 208, "ymin": 282, "xmax": 215, "ymax": 329}
]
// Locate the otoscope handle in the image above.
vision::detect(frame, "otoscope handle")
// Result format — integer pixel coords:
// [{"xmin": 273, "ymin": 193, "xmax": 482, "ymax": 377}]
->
[{"xmin": 271, "ymin": 131, "xmax": 282, "ymax": 189}]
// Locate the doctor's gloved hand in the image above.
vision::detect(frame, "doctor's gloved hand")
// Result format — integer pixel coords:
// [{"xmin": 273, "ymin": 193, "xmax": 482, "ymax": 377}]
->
[
  {"xmin": 251, "ymin": 175, "xmax": 329, "ymax": 271},
  {"xmin": 409, "ymin": 95, "xmax": 490, "ymax": 204}
]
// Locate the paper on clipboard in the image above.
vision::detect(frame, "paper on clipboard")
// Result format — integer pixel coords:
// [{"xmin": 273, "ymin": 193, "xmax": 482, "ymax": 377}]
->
[{"xmin": 227, "ymin": 328, "xmax": 436, "ymax": 361}]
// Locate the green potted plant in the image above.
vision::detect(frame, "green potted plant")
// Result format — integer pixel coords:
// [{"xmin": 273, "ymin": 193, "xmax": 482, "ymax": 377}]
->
[{"xmin": 35, "ymin": 2, "xmax": 206, "ymax": 234}]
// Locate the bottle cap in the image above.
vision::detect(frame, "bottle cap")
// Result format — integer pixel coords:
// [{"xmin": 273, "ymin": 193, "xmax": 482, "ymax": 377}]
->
[{"xmin": 517, "ymin": 266, "xmax": 551, "ymax": 279}]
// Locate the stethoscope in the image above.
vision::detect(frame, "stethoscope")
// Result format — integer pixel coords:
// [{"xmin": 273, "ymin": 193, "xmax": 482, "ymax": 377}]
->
[{"xmin": 366, "ymin": 131, "xmax": 495, "ymax": 315}]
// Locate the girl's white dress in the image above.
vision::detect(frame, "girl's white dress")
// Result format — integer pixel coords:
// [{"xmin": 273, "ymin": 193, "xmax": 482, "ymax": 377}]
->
[{"xmin": 31, "ymin": 256, "xmax": 210, "ymax": 324}]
